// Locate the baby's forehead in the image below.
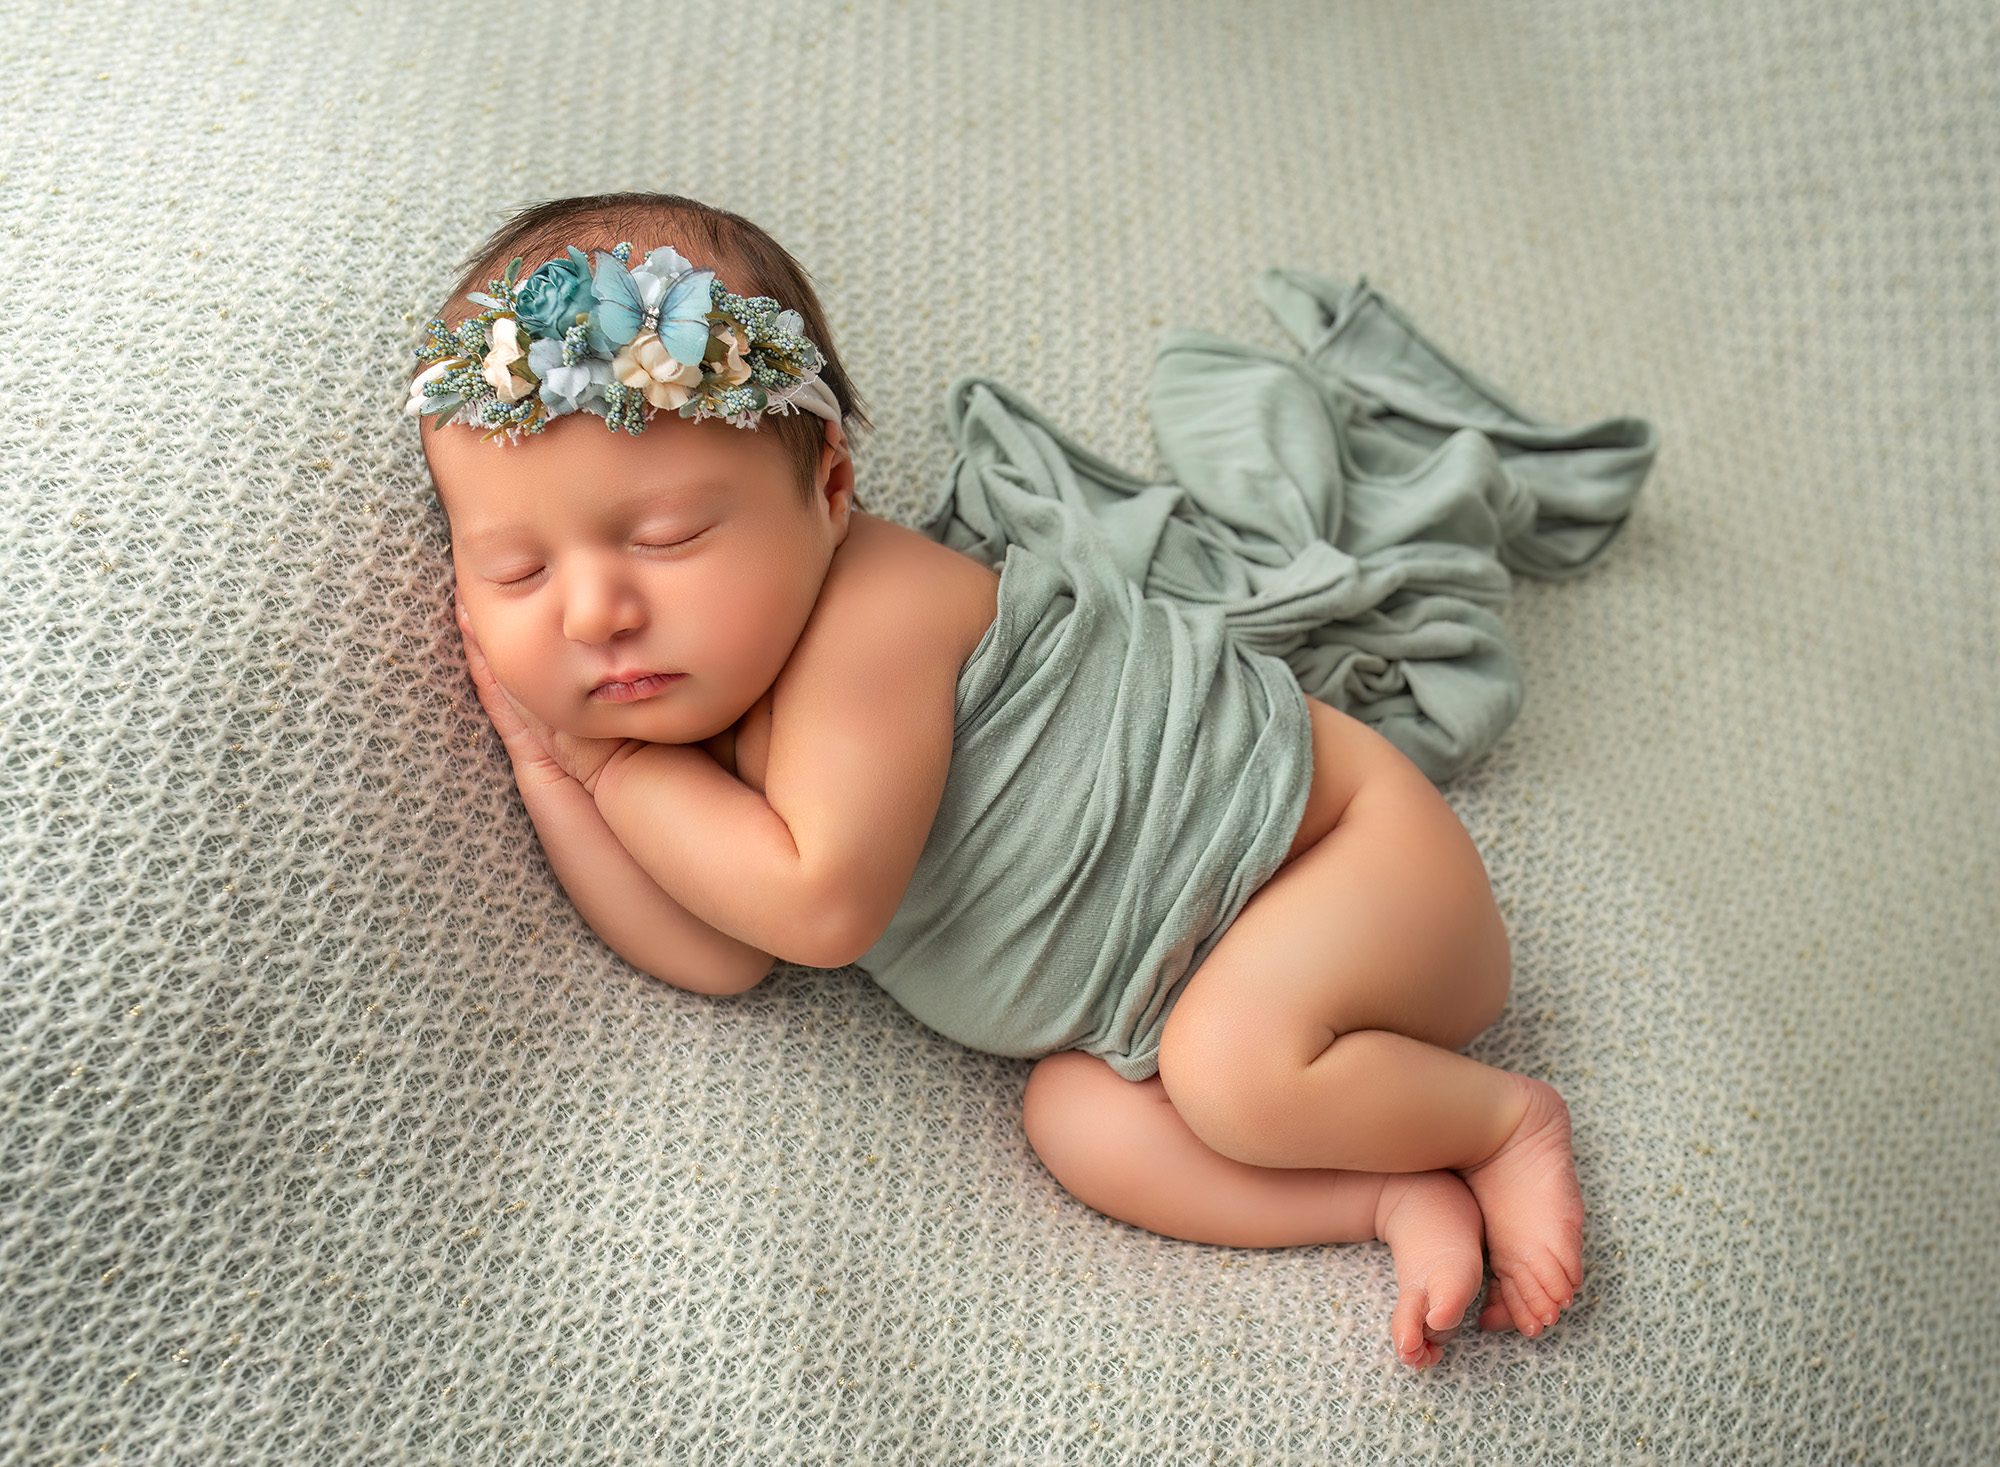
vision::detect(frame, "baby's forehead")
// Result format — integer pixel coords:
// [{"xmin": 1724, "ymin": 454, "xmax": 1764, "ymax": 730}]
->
[{"xmin": 430, "ymin": 415, "xmax": 783, "ymax": 539}]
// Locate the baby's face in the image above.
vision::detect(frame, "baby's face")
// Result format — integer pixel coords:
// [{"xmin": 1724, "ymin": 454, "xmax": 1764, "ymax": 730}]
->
[{"xmin": 429, "ymin": 409, "xmax": 852, "ymax": 745}]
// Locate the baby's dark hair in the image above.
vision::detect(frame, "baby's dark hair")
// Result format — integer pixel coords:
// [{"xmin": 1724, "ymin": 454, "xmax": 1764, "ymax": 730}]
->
[{"xmin": 435, "ymin": 191, "xmax": 869, "ymax": 497}]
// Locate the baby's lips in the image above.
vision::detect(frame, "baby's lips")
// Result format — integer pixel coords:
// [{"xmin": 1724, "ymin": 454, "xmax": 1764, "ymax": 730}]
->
[{"xmin": 589, "ymin": 671, "xmax": 686, "ymax": 703}]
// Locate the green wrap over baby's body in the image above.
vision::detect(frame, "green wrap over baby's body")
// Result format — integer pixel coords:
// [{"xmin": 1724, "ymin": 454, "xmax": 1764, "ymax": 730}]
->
[
  {"xmin": 857, "ymin": 491, "xmax": 1315, "ymax": 1082},
  {"xmin": 857, "ymin": 271, "xmax": 1657, "ymax": 1080}
]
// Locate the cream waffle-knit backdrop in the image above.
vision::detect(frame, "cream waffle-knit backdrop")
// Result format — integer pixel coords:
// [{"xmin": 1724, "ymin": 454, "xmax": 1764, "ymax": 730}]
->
[{"xmin": 3, "ymin": 3, "xmax": 1995, "ymax": 1462}]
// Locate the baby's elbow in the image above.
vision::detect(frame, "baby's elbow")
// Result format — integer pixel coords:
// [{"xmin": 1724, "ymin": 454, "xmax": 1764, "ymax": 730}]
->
[
  {"xmin": 782, "ymin": 927, "xmax": 869, "ymax": 971},
  {"xmin": 780, "ymin": 897, "xmax": 882, "ymax": 971}
]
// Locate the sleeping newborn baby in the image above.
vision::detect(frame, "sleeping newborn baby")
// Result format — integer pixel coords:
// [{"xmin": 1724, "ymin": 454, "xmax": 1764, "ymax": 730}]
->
[{"xmin": 411, "ymin": 190, "xmax": 1586, "ymax": 1369}]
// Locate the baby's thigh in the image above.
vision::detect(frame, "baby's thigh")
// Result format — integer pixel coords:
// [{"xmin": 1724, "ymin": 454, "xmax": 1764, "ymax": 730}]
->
[
  {"xmin": 1162, "ymin": 709, "xmax": 1511, "ymax": 1068},
  {"xmin": 1020, "ymin": 1052, "xmax": 1175, "ymax": 1206}
]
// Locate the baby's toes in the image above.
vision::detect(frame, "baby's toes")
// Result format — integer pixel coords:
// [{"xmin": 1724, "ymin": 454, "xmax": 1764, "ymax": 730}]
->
[
  {"xmin": 1536, "ymin": 1247, "xmax": 1581, "ymax": 1312},
  {"xmin": 1497, "ymin": 1247, "xmax": 1577, "ymax": 1331},
  {"xmin": 1391, "ymin": 1284, "xmax": 1433, "ymax": 1366},
  {"xmin": 1510, "ymin": 1265, "xmax": 1561, "ymax": 1329},
  {"xmin": 1494, "ymin": 1273, "xmax": 1549, "ymax": 1338},
  {"xmin": 1425, "ymin": 1258, "xmax": 1482, "ymax": 1337},
  {"xmin": 1519, "ymin": 1247, "xmax": 1579, "ymax": 1324},
  {"xmin": 1559, "ymin": 1236, "xmax": 1585, "ymax": 1292}
]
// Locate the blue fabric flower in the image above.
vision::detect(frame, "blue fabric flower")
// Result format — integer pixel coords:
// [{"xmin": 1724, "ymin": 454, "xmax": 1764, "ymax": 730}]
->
[
  {"xmin": 528, "ymin": 337, "xmax": 611, "ymax": 416},
  {"xmin": 514, "ymin": 248, "xmax": 597, "ymax": 338}
]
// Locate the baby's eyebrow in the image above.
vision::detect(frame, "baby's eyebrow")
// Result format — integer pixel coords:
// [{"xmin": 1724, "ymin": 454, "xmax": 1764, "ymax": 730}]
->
[
  {"xmin": 455, "ymin": 491, "xmax": 722, "ymax": 552},
  {"xmin": 456, "ymin": 524, "xmax": 532, "ymax": 552}
]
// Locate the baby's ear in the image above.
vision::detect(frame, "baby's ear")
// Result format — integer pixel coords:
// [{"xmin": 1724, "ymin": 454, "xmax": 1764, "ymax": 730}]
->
[
  {"xmin": 818, "ymin": 419, "xmax": 858, "ymax": 528},
  {"xmin": 822, "ymin": 417, "xmax": 853, "ymax": 469}
]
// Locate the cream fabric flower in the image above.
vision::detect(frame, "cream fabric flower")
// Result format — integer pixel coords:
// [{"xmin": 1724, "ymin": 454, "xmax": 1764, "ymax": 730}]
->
[
  {"xmin": 713, "ymin": 324, "xmax": 753, "ymax": 389},
  {"xmin": 480, "ymin": 316, "xmax": 532, "ymax": 403},
  {"xmin": 613, "ymin": 329, "xmax": 705, "ymax": 410}
]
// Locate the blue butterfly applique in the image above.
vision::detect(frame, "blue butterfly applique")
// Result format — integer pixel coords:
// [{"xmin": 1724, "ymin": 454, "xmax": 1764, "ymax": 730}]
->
[
  {"xmin": 652, "ymin": 266, "xmax": 716, "ymax": 366},
  {"xmin": 590, "ymin": 249, "xmax": 715, "ymax": 365}
]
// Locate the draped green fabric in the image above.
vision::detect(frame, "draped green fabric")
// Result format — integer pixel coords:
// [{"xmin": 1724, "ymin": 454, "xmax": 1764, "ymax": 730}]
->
[{"xmin": 856, "ymin": 272, "xmax": 1656, "ymax": 1077}]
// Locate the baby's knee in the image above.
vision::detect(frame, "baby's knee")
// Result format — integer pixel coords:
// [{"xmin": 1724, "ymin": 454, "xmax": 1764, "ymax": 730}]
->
[
  {"xmin": 1156, "ymin": 1020, "xmax": 1304, "ymax": 1168},
  {"xmin": 1418, "ymin": 851, "xmax": 1514, "ymax": 1050}
]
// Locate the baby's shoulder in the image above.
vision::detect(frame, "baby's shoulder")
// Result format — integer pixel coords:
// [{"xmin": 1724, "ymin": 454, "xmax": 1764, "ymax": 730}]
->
[
  {"xmin": 728, "ymin": 511, "xmax": 997, "ymax": 795},
  {"xmin": 813, "ymin": 509, "xmax": 998, "ymax": 673}
]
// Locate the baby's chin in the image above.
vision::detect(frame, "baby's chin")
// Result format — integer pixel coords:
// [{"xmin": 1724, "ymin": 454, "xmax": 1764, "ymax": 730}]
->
[{"xmin": 567, "ymin": 692, "xmax": 739, "ymax": 746}]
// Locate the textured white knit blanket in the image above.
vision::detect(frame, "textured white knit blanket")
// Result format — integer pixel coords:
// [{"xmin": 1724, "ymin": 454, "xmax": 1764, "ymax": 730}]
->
[{"xmin": 3, "ymin": 3, "xmax": 1995, "ymax": 1462}]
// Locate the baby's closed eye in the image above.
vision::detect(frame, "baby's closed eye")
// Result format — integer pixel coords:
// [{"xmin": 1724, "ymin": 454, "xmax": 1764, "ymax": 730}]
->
[{"xmin": 483, "ymin": 532, "xmax": 707, "ymax": 587}]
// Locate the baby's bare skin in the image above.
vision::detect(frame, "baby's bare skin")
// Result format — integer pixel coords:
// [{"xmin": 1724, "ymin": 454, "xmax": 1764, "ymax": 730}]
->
[
  {"xmin": 1025, "ymin": 1051, "xmax": 1488, "ymax": 1367},
  {"xmin": 432, "ymin": 406, "xmax": 992, "ymax": 970},
  {"xmin": 432, "ymin": 325, "xmax": 1583, "ymax": 1365},
  {"xmin": 1023, "ymin": 694, "xmax": 1583, "ymax": 1345}
]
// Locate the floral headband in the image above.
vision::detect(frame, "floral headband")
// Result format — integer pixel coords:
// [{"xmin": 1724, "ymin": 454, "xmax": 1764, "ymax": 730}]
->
[{"xmin": 405, "ymin": 241, "xmax": 840, "ymax": 441}]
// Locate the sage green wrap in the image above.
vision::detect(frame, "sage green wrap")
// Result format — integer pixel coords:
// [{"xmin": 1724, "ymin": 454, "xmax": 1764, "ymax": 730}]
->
[{"xmin": 856, "ymin": 272, "xmax": 1656, "ymax": 1079}]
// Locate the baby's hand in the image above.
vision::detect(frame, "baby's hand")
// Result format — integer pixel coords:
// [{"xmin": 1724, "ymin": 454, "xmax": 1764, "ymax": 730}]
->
[{"xmin": 455, "ymin": 595, "xmax": 634, "ymax": 796}]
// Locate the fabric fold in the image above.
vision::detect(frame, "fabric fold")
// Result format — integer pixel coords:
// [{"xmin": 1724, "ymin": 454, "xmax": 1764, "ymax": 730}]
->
[
  {"xmin": 861, "ymin": 393, "xmax": 1314, "ymax": 1079},
  {"xmin": 914, "ymin": 270, "xmax": 1657, "ymax": 782},
  {"xmin": 1254, "ymin": 269, "xmax": 1660, "ymax": 580}
]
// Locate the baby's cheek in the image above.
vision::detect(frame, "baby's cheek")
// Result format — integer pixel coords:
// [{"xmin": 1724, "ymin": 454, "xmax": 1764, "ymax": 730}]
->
[
  {"xmin": 694, "ymin": 585, "xmax": 780, "ymax": 690},
  {"xmin": 474, "ymin": 613, "xmax": 566, "ymax": 722}
]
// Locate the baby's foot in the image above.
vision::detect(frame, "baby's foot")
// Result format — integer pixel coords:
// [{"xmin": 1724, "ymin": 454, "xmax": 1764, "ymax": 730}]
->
[
  {"xmin": 1375, "ymin": 1171, "xmax": 1486, "ymax": 1369},
  {"xmin": 1461, "ymin": 1075, "xmax": 1585, "ymax": 1338}
]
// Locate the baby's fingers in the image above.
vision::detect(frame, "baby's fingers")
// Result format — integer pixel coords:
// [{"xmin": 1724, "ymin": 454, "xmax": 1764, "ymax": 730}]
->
[
  {"xmin": 454, "ymin": 596, "xmax": 489, "ymax": 671},
  {"xmin": 454, "ymin": 605, "xmax": 513, "ymax": 714},
  {"xmin": 454, "ymin": 599, "xmax": 556, "ymax": 770}
]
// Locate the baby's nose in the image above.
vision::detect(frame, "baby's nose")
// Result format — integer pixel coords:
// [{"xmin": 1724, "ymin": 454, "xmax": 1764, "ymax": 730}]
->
[{"xmin": 560, "ymin": 568, "xmax": 647, "ymax": 644}]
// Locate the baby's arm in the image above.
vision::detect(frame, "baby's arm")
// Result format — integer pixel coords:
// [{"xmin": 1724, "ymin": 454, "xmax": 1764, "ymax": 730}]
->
[
  {"xmin": 514, "ymin": 766, "xmax": 775, "ymax": 995},
  {"xmin": 590, "ymin": 553, "xmax": 959, "ymax": 970}
]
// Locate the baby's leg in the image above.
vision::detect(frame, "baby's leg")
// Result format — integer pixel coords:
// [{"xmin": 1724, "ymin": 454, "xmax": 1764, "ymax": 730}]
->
[
  {"xmin": 1156, "ymin": 706, "xmax": 1584, "ymax": 1337},
  {"xmin": 1024, "ymin": 1050, "xmax": 1483, "ymax": 1368}
]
